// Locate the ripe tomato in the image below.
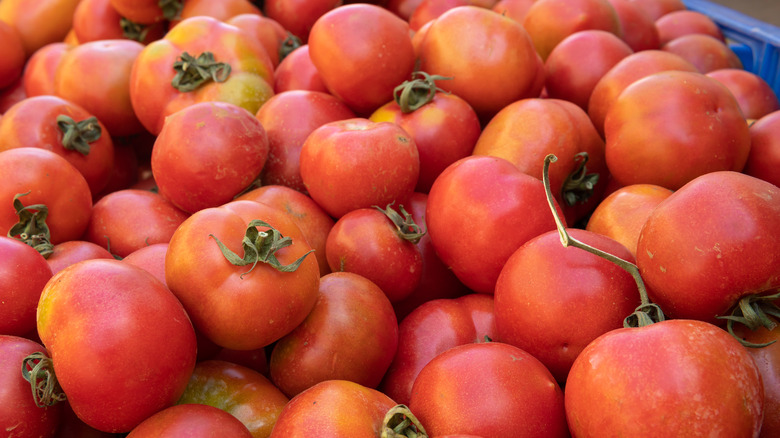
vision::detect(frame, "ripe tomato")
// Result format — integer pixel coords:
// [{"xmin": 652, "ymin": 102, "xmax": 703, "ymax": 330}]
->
[
  {"xmin": 655, "ymin": 9, "xmax": 724, "ymax": 46},
  {"xmin": 37, "ymin": 259, "xmax": 197, "ymax": 433},
  {"xmin": 662, "ymin": 34, "xmax": 743, "ymax": 73},
  {"xmin": 605, "ymin": 0, "xmax": 660, "ymax": 51},
  {"xmin": 109, "ymin": 0, "xmax": 181, "ymax": 24},
  {"xmin": 630, "ymin": 0, "xmax": 685, "ymax": 21},
  {"xmin": 744, "ymin": 110, "xmax": 780, "ymax": 187},
  {"xmin": 126, "ymin": 404, "xmax": 253, "ymax": 438},
  {"xmin": 169, "ymin": 0, "xmax": 261, "ymax": 28},
  {"xmin": 47, "ymin": 240, "xmax": 114, "ymax": 275},
  {"xmin": 22, "ymin": 42, "xmax": 71, "ymax": 97},
  {"xmin": 408, "ymin": 0, "xmax": 470, "ymax": 32},
  {"xmin": 226, "ymin": 14, "xmax": 288, "ymax": 68},
  {"xmin": 72, "ymin": 0, "xmax": 166, "ymax": 45},
  {"xmin": 122, "ymin": 243, "xmax": 169, "ymax": 286},
  {"xmin": 0, "ymin": 0, "xmax": 81, "ymax": 57},
  {"xmin": 707, "ymin": 68, "xmax": 780, "ymax": 121},
  {"xmin": 273, "ymin": 45, "xmax": 328, "ymax": 93},
  {"xmin": 0, "ymin": 237, "xmax": 52, "ymax": 336},
  {"xmin": 0, "ymin": 21, "xmax": 25, "ymax": 89},
  {"xmin": 264, "ymin": 0, "xmax": 342, "ymax": 42}
]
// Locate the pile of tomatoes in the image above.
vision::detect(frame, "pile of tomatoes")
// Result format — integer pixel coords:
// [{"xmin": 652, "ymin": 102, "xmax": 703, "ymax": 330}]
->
[{"xmin": 1, "ymin": 0, "xmax": 780, "ymax": 436}]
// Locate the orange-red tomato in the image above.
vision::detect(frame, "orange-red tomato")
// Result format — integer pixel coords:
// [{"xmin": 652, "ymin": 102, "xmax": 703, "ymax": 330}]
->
[
  {"xmin": 0, "ymin": 0, "xmax": 81, "ymax": 57},
  {"xmin": 0, "ymin": 21, "xmax": 25, "ymax": 89}
]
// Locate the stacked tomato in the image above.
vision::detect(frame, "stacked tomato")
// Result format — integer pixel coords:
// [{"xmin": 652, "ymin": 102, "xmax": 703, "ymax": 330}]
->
[{"xmin": 1, "ymin": 0, "xmax": 780, "ymax": 436}]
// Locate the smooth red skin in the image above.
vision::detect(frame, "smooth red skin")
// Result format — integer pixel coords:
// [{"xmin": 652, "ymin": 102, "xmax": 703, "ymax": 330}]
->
[
  {"xmin": 299, "ymin": 118, "xmax": 420, "ymax": 219},
  {"xmin": 605, "ymin": 0, "xmax": 660, "ymax": 51},
  {"xmin": 47, "ymin": 240, "xmax": 115, "ymax": 275},
  {"xmin": 491, "ymin": 0, "xmax": 535, "ymax": 22},
  {"xmin": 628, "ymin": 0, "xmax": 685, "ymax": 21},
  {"xmin": 270, "ymin": 272, "xmax": 399, "ymax": 397},
  {"xmin": 605, "ymin": 71, "xmax": 750, "ymax": 190},
  {"xmin": 707, "ymin": 69, "xmax": 780, "ymax": 121},
  {"xmin": 227, "ymin": 14, "xmax": 287, "ymax": 68},
  {"xmin": 588, "ymin": 49, "xmax": 698, "ymax": 136},
  {"xmin": 109, "ymin": 0, "xmax": 168, "ymax": 24},
  {"xmin": 472, "ymin": 98, "xmax": 608, "ymax": 225},
  {"xmin": 122, "ymin": 243, "xmax": 169, "ymax": 286},
  {"xmin": 381, "ymin": 293, "xmax": 494, "ymax": 406},
  {"xmin": 522, "ymin": 0, "xmax": 622, "ymax": 61},
  {"xmin": 176, "ymin": 360, "xmax": 289, "ymax": 438},
  {"xmin": 408, "ymin": 0, "xmax": 470, "ymax": 32},
  {"xmin": 269, "ymin": 380, "xmax": 397, "ymax": 438},
  {"xmin": 22, "ymin": 42, "xmax": 71, "ymax": 97},
  {"xmin": 235, "ymin": 185, "xmax": 335, "ymax": 277},
  {"xmin": 84, "ymin": 189, "xmax": 189, "ymax": 258},
  {"xmin": 308, "ymin": 4, "xmax": 415, "ymax": 116},
  {"xmin": 733, "ymin": 322, "xmax": 780, "ymax": 438},
  {"xmin": 127, "ymin": 404, "xmax": 252, "ymax": 438},
  {"xmin": 273, "ymin": 45, "xmax": 329, "ymax": 93},
  {"xmin": 390, "ymin": 192, "xmax": 471, "ymax": 321},
  {"xmin": 37, "ymin": 260, "xmax": 197, "ymax": 433},
  {"xmin": 0, "ymin": 148, "xmax": 92, "ymax": 244},
  {"xmin": 655, "ymin": 9, "xmax": 724, "ymax": 46},
  {"xmin": 255, "ymin": 90, "xmax": 356, "ymax": 192},
  {"xmin": 0, "ymin": 336, "xmax": 62, "ymax": 438},
  {"xmin": 636, "ymin": 171, "xmax": 780, "ymax": 323},
  {"xmin": 0, "ymin": 237, "xmax": 52, "ymax": 336},
  {"xmin": 418, "ymin": 6, "xmax": 543, "ymax": 121},
  {"xmin": 0, "ymin": 21, "xmax": 25, "ymax": 89},
  {"xmin": 585, "ymin": 183, "xmax": 673, "ymax": 258},
  {"xmin": 545, "ymin": 30, "xmax": 634, "ymax": 110},
  {"xmin": 326, "ymin": 208, "xmax": 424, "ymax": 303},
  {"xmin": 0, "ymin": 0, "xmax": 80, "ymax": 57},
  {"xmin": 0, "ymin": 95, "xmax": 115, "ymax": 196},
  {"xmin": 565, "ymin": 319, "xmax": 763, "ymax": 437},
  {"xmin": 72, "ymin": 0, "xmax": 165, "ymax": 45},
  {"xmin": 409, "ymin": 342, "xmax": 568, "ymax": 438},
  {"xmin": 169, "ymin": 0, "xmax": 261, "ymax": 28},
  {"xmin": 54, "ymin": 39, "xmax": 146, "ymax": 137},
  {"xmin": 369, "ymin": 91, "xmax": 481, "ymax": 194},
  {"xmin": 152, "ymin": 101, "xmax": 269, "ymax": 213},
  {"xmin": 494, "ymin": 229, "xmax": 639, "ymax": 383},
  {"xmin": 662, "ymin": 34, "xmax": 743, "ymax": 73},
  {"xmin": 265, "ymin": 0, "xmax": 341, "ymax": 42},
  {"xmin": 165, "ymin": 200, "xmax": 321, "ymax": 350},
  {"xmin": 425, "ymin": 155, "xmax": 564, "ymax": 294},
  {"xmin": 745, "ymin": 110, "xmax": 780, "ymax": 187}
]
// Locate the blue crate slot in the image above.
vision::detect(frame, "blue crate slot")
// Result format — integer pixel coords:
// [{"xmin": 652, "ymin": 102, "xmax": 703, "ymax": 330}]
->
[{"xmin": 683, "ymin": 0, "xmax": 780, "ymax": 99}]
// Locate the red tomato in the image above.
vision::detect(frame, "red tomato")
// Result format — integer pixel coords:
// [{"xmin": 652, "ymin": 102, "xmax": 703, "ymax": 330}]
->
[
  {"xmin": 605, "ymin": 0, "xmax": 660, "ymax": 51},
  {"xmin": 299, "ymin": 118, "xmax": 420, "ymax": 218},
  {"xmin": 0, "ymin": 335, "xmax": 62, "ymax": 438},
  {"xmin": 0, "ymin": 21, "xmax": 25, "ymax": 89},
  {"xmin": 269, "ymin": 272, "xmax": 399, "ymax": 397},
  {"xmin": 177, "ymin": 360, "xmax": 290, "ymax": 438},
  {"xmin": 0, "ymin": 237, "xmax": 52, "ymax": 336},
  {"xmin": 707, "ymin": 68, "xmax": 780, "ymax": 121},
  {"xmin": 381, "ymin": 293, "xmax": 495, "ymax": 405},
  {"xmin": 273, "ymin": 45, "xmax": 328, "ymax": 93},
  {"xmin": 37, "ymin": 260, "xmax": 197, "ymax": 433},
  {"xmin": 165, "ymin": 200, "xmax": 320, "ymax": 350},
  {"xmin": 491, "ymin": 0, "xmax": 535, "ymax": 21},
  {"xmin": 744, "ymin": 110, "xmax": 780, "ymax": 187},
  {"xmin": 409, "ymin": 342, "xmax": 569, "ymax": 437},
  {"xmin": 308, "ymin": 3, "xmax": 416, "ymax": 115},
  {"xmin": 22, "ymin": 42, "xmax": 72, "ymax": 98},
  {"xmin": 655, "ymin": 9, "xmax": 725, "ymax": 46},
  {"xmin": 0, "ymin": 0, "xmax": 81, "ymax": 57},
  {"xmin": 109, "ymin": 0, "xmax": 181, "ymax": 24},
  {"xmin": 72, "ymin": 0, "xmax": 166, "ymax": 45},
  {"xmin": 151, "ymin": 101, "xmax": 269, "ymax": 213},
  {"xmin": 122, "ymin": 243, "xmax": 169, "ymax": 286},
  {"xmin": 629, "ymin": 0, "xmax": 685, "ymax": 21},
  {"xmin": 226, "ymin": 14, "xmax": 288, "ymax": 68},
  {"xmin": 565, "ymin": 319, "xmax": 763, "ymax": 436},
  {"xmin": 264, "ymin": 0, "xmax": 342, "ymax": 42},
  {"xmin": 732, "ymin": 322, "xmax": 780, "ymax": 438},
  {"xmin": 126, "ymin": 404, "xmax": 253, "ymax": 438},
  {"xmin": 604, "ymin": 70, "xmax": 750, "ymax": 190},
  {"xmin": 47, "ymin": 240, "xmax": 115, "ymax": 275},
  {"xmin": 636, "ymin": 171, "xmax": 780, "ymax": 323},
  {"xmin": 169, "ymin": 0, "xmax": 261, "ymax": 28},
  {"xmin": 408, "ymin": 0, "xmax": 470, "ymax": 32},
  {"xmin": 662, "ymin": 34, "xmax": 742, "ymax": 73}
]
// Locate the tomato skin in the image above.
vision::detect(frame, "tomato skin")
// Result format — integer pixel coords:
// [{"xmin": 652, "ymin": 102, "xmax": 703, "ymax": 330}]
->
[
  {"xmin": 565, "ymin": 319, "xmax": 763, "ymax": 437},
  {"xmin": 0, "ymin": 0, "xmax": 81, "ymax": 57},
  {"xmin": 37, "ymin": 260, "xmax": 198, "ymax": 433},
  {"xmin": 170, "ymin": 0, "xmax": 261, "ymax": 28},
  {"xmin": 165, "ymin": 200, "xmax": 320, "ymax": 350},
  {"xmin": 662, "ymin": 34, "xmax": 742, "ymax": 73},
  {"xmin": 72, "ymin": 0, "xmax": 166, "ymax": 45},
  {"xmin": 273, "ymin": 45, "xmax": 328, "ymax": 93},
  {"xmin": 47, "ymin": 240, "xmax": 115, "ymax": 275},
  {"xmin": 636, "ymin": 171, "xmax": 780, "ymax": 324},
  {"xmin": 122, "ymin": 243, "xmax": 169, "ymax": 286},
  {"xmin": 744, "ymin": 110, "xmax": 780, "ymax": 187},
  {"xmin": 605, "ymin": 0, "xmax": 660, "ymax": 52},
  {"xmin": 0, "ymin": 237, "xmax": 52, "ymax": 336},
  {"xmin": 127, "ymin": 404, "xmax": 253, "ymax": 438},
  {"xmin": 265, "ymin": 0, "xmax": 342, "ymax": 42},
  {"xmin": 269, "ymin": 272, "xmax": 399, "ymax": 397},
  {"xmin": 655, "ymin": 10, "xmax": 724, "ymax": 46},
  {"xmin": 0, "ymin": 21, "xmax": 25, "ymax": 89},
  {"xmin": 381, "ymin": 293, "xmax": 495, "ymax": 405},
  {"xmin": 425, "ymin": 155, "xmax": 563, "ymax": 294},
  {"xmin": 177, "ymin": 360, "xmax": 289, "ymax": 438},
  {"xmin": 707, "ymin": 69, "xmax": 780, "ymax": 121},
  {"xmin": 732, "ymin": 322, "xmax": 780, "ymax": 438},
  {"xmin": 409, "ymin": 342, "xmax": 568, "ymax": 438},
  {"xmin": 226, "ymin": 14, "xmax": 288, "ymax": 68},
  {"xmin": 22, "ymin": 42, "xmax": 71, "ymax": 98},
  {"xmin": 269, "ymin": 380, "xmax": 397, "ymax": 437}
]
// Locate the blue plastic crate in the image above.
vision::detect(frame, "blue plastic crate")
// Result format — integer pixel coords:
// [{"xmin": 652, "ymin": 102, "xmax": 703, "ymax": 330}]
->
[{"xmin": 682, "ymin": 0, "xmax": 780, "ymax": 98}]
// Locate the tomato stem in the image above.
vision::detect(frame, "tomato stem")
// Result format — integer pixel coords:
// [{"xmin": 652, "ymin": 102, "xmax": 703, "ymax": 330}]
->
[
  {"xmin": 375, "ymin": 203, "xmax": 426, "ymax": 244},
  {"xmin": 562, "ymin": 152, "xmax": 600, "ymax": 206},
  {"xmin": 158, "ymin": 0, "xmax": 183, "ymax": 21},
  {"xmin": 57, "ymin": 114, "xmax": 101, "ymax": 156},
  {"xmin": 7, "ymin": 192, "xmax": 54, "ymax": 258},
  {"xmin": 719, "ymin": 291, "xmax": 780, "ymax": 348},
  {"xmin": 171, "ymin": 52, "xmax": 231, "ymax": 92},
  {"xmin": 279, "ymin": 32, "xmax": 302, "ymax": 63},
  {"xmin": 21, "ymin": 352, "xmax": 66, "ymax": 408},
  {"xmin": 381, "ymin": 404, "xmax": 428, "ymax": 438},
  {"xmin": 543, "ymin": 154, "xmax": 664, "ymax": 328},
  {"xmin": 120, "ymin": 17, "xmax": 150, "ymax": 42},
  {"xmin": 393, "ymin": 71, "xmax": 452, "ymax": 113}
]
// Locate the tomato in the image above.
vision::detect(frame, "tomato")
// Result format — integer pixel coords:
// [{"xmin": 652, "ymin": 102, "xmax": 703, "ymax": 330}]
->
[
  {"xmin": 47, "ymin": 240, "xmax": 115, "ymax": 275},
  {"xmin": 226, "ymin": 14, "xmax": 288, "ymax": 68},
  {"xmin": 0, "ymin": 95, "xmax": 115, "ymax": 196},
  {"xmin": 0, "ymin": 335, "xmax": 62, "ymax": 438},
  {"xmin": 22, "ymin": 42, "xmax": 72, "ymax": 98},
  {"xmin": 605, "ymin": 0, "xmax": 660, "ymax": 51},
  {"xmin": 662, "ymin": 34, "xmax": 743, "ymax": 73},
  {"xmin": 84, "ymin": 189, "xmax": 190, "ymax": 258},
  {"xmin": 604, "ymin": 70, "xmax": 750, "ymax": 190},
  {"xmin": 151, "ymin": 101, "xmax": 269, "ymax": 213},
  {"xmin": 409, "ymin": 342, "xmax": 568, "ymax": 437},
  {"xmin": 109, "ymin": 0, "xmax": 182, "ymax": 24},
  {"xmin": 264, "ymin": 0, "xmax": 342, "ymax": 42},
  {"xmin": 254, "ymin": 90, "xmax": 355, "ymax": 192},
  {"xmin": 122, "ymin": 243, "xmax": 169, "ymax": 285},
  {"xmin": 381, "ymin": 293, "xmax": 494, "ymax": 405},
  {"xmin": 269, "ymin": 380, "xmax": 397, "ymax": 437},
  {"xmin": 418, "ymin": 6, "xmax": 543, "ymax": 122},
  {"xmin": 0, "ymin": 237, "xmax": 52, "ymax": 336},
  {"xmin": 169, "ymin": 0, "xmax": 261, "ymax": 28},
  {"xmin": 628, "ymin": 0, "xmax": 685, "ymax": 21},
  {"xmin": 165, "ymin": 199, "xmax": 320, "ymax": 350},
  {"xmin": 127, "ymin": 404, "xmax": 253, "ymax": 438},
  {"xmin": 130, "ymin": 16, "xmax": 275, "ymax": 135},
  {"xmin": 177, "ymin": 360, "xmax": 289, "ymax": 438},
  {"xmin": 425, "ymin": 155, "xmax": 564, "ymax": 294},
  {"xmin": 72, "ymin": 0, "xmax": 166, "ymax": 45},
  {"xmin": 408, "ymin": 0, "xmax": 470, "ymax": 32},
  {"xmin": 655, "ymin": 9, "xmax": 725, "ymax": 46},
  {"xmin": 36, "ymin": 259, "xmax": 197, "ymax": 433},
  {"xmin": 269, "ymin": 272, "xmax": 399, "ymax": 397},
  {"xmin": 0, "ymin": 148, "xmax": 92, "ymax": 245},
  {"xmin": 565, "ymin": 319, "xmax": 763, "ymax": 437},
  {"xmin": 0, "ymin": 0, "xmax": 81, "ymax": 57},
  {"xmin": 744, "ymin": 110, "xmax": 780, "ymax": 187},
  {"xmin": 636, "ymin": 171, "xmax": 780, "ymax": 324},
  {"xmin": 308, "ymin": 3, "xmax": 415, "ymax": 116},
  {"xmin": 0, "ymin": 21, "xmax": 25, "ymax": 89},
  {"xmin": 299, "ymin": 118, "xmax": 420, "ymax": 218},
  {"xmin": 273, "ymin": 45, "xmax": 328, "ymax": 93},
  {"xmin": 707, "ymin": 69, "xmax": 780, "ymax": 121}
]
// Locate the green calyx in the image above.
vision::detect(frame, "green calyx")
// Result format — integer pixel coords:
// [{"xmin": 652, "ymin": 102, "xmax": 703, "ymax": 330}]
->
[
  {"xmin": 7, "ymin": 192, "xmax": 54, "ymax": 258},
  {"xmin": 381, "ymin": 404, "xmax": 428, "ymax": 438},
  {"xmin": 158, "ymin": 0, "xmax": 183, "ymax": 21},
  {"xmin": 719, "ymin": 291, "xmax": 780, "ymax": 348},
  {"xmin": 120, "ymin": 17, "xmax": 150, "ymax": 42},
  {"xmin": 171, "ymin": 51, "xmax": 231, "ymax": 92},
  {"xmin": 279, "ymin": 32, "xmax": 302, "ymax": 63},
  {"xmin": 375, "ymin": 203, "xmax": 426, "ymax": 244},
  {"xmin": 210, "ymin": 219, "xmax": 314, "ymax": 278},
  {"xmin": 562, "ymin": 152, "xmax": 600, "ymax": 206},
  {"xmin": 57, "ymin": 115, "xmax": 102, "ymax": 156},
  {"xmin": 22, "ymin": 352, "xmax": 66, "ymax": 408},
  {"xmin": 393, "ymin": 71, "xmax": 452, "ymax": 113}
]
